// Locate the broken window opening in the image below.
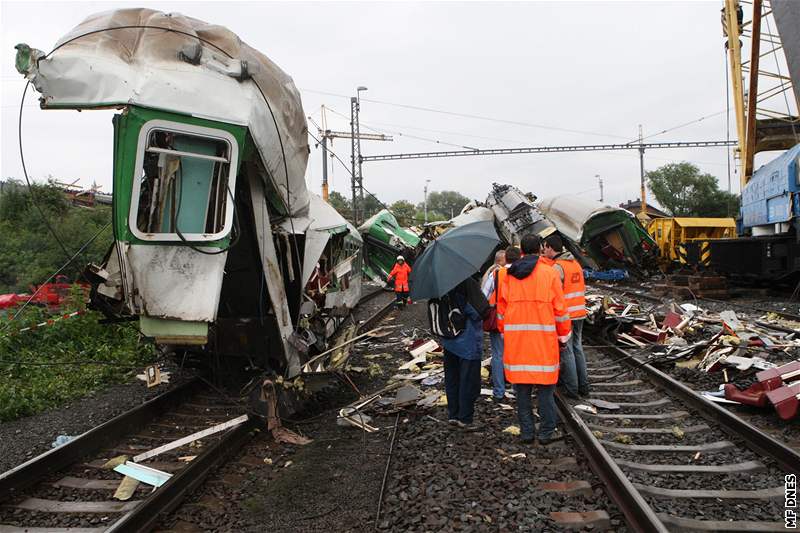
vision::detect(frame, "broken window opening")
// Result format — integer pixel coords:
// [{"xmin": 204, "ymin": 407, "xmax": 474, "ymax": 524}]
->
[{"xmin": 131, "ymin": 121, "xmax": 238, "ymax": 241}]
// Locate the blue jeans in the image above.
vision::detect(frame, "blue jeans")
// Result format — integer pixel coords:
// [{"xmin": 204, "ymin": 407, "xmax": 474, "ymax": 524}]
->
[
  {"xmin": 571, "ymin": 319, "xmax": 588, "ymax": 394},
  {"xmin": 443, "ymin": 350, "xmax": 481, "ymax": 424},
  {"xmin": 558, "ymin": 319, "xmax": 588, "ymax": 396},
  {"xmin": 489, "ymin": 332, "xmax": 505, "ymax": 399},
  {"xmin": 514, "ymin": 383, "xmax": 557, "ymax": 440}
]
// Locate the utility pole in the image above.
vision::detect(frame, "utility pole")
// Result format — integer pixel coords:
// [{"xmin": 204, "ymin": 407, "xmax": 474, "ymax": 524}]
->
[
  {"xmin": 596, "ymin": 174, "xmax": 604, "ymax": 203},
  {"xmin": 350, "ymin": 95, "xmax": 362, "ymax": 225},
  {"xmin": 424, "ymin": 179, "xmax": 431, "ymax": 224},
  {"xmin": 310, "ymin": 103, "xmax": 391, "ymax": 210},
  {"xmin": 321, "ymin": 134, "xmax": 329, "ymax": 201},
  {"xmin": 638, "ymin": 125, "xmax": 646, "ymax": 218}
]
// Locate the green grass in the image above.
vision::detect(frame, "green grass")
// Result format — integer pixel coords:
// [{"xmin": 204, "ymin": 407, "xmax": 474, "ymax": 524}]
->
[{"xmin": 0, "ymin": 291, "xmax": 156, "ymax": 422}]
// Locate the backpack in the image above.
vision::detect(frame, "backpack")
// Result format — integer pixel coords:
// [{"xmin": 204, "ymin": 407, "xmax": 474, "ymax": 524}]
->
[{"xmin": 427, "ymin": 293, "xmax": 466, "ymax": 339}]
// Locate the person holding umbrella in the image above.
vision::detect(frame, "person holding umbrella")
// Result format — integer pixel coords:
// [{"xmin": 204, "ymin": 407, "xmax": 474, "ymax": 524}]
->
[
  {"xmin": 410, "ymin": 220, "xmax": 499, "ymax": 429},
  {"xmin": 388, "ymin": 255, "xmax": 412, "ymax": 308},
  {"xmin": 440, "ymin": 277, "xmax": 488, "ymax": 428}
]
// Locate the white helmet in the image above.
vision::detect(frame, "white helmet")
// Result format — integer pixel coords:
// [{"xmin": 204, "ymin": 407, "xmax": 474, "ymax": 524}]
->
[{"xmin": 397, "ymin": 255, "xmax": 405, "ymax": 261}]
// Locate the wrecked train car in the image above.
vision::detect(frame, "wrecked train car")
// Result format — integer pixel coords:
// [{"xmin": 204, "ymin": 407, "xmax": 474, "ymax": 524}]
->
[
  {"xmin": 538, "ymin": 195, "xmax": 657, "ymax": 273},
  {"xmin": 485, "ymin": 183, "xmax": 592, "ymax": 265},
  {"xmin": 16, "ymin": 9, "xmax": 362, "ymax": 377},
  {"xmin": 359, "ymin": 209, "xmax": 423, "ymax": 282}
]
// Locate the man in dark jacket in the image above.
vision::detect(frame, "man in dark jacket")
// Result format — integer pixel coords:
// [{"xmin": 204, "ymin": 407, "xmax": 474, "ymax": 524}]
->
[{"xmin": 440, "ymin": 276, "xmax": 489, "ymax": 429}]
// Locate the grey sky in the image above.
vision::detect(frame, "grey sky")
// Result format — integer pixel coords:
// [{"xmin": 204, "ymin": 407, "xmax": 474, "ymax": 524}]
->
[{"xmin": 1, "ymin": 1, "xmax": 741, "ymax": 209}]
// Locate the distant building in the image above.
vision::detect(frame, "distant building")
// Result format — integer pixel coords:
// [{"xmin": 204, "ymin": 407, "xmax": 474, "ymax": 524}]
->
[{"xmin": 618, "ymin": 199, "xmax": 668, "ymax": 219}]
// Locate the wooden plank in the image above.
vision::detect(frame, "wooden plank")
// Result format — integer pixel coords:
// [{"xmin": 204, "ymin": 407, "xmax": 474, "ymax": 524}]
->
[
  {"xmin": 14, "ymin": 497, "xmax": 141, "ymax": 513},
  {"xmin": 636, "ymin": 484, "xmax": 784, "ymax": 499},
  {"xmin": 84, "ymin": 459, "xmax": 184, "ymax": 472},
  {"xmin": 50, "ymin": 476, "xmax": 120, "ymax": 490},
  {"xmin": 133, "ymin": 414, "xmax": 248, "ymax": 462},
  {"xmin": 550, "ymin": 511, "xmax": 611, "ymax": 530},
  {"xmin": 657, "ymin": 514, "xmax": 787, "ymax": 532},
  {"xmin": 615, "ymin": 459, "xmax": 765, "ymax": 473}
]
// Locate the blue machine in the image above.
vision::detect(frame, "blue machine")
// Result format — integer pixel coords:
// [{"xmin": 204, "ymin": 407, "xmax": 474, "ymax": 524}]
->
[
  {"xmin": 740, "ymin": 143, "xmax": 800, "ymax": 231},
  {"xmin": 710, "ymin": 143, "xmax": 800, "ymax": 281}
]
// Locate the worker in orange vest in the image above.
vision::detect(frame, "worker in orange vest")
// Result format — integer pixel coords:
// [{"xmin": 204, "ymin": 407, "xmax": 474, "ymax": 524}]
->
[
  {"xmin": 388, "ymin": 255, "xmax": 412, "ymax": 308},
  {"xmin": 542, "ymin": 234, "xmax": 588, "ymax": 398},
  {"xmin": 499, "ymin": 234, "xmax": 571, "ymax": 445}
]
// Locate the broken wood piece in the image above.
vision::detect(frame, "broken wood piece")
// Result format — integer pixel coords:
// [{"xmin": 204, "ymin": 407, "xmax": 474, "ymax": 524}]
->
[
  {"xmin": 409, "ymin": 339, "xmax": 440, "ymax": 358},
  {"xmin": 398, "ymin": 354, "xmax": 426, "ymax": 371},
  {"xmin": 338, "ymin": 407, "xmax": 379, "ymax": 432},
  {"xmin": 272, "ymin": 426, "xmax": 313, "ymax": 445},
  {"xmin": 113, "ymin": 461, "xmax": 172, "ymax": 487},
  {"xmin": 132, "ymin": 415, "xmax": 248, "ymax": 462},
  {"xmin": 113, "ymin": 475, "xmax": 140, "ymax": 501},
  {"xmin": 302, "ymin": 326, "xmax": 397, "ymax": 371}
]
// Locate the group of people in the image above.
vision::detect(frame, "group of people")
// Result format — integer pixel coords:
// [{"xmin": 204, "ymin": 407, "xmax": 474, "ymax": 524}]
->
[{"xmin": 438, "ymin": 233, "xmax": 588, "ymax": 444}]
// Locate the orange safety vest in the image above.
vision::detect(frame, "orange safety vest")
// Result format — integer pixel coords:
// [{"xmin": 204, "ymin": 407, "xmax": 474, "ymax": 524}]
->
[
  {"xmin": 491, "ymin": 267, "xmax": 507, "ymax": 333},
  {"xmin": 388, "ymin": 262, "xmax": 411, "ymax": 292},
  {"xmin": 499, "ymin": 260, "xmax": 571, "ymax": 385},
  {"xmin": 555, "ymin": 256, "xmax": 587, "ymax": 320}
]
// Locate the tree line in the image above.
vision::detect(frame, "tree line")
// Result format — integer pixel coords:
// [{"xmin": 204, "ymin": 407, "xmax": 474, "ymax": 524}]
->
[{"xmin": 327, "ymin": 189, "xmax": 473, "ymax": 226}]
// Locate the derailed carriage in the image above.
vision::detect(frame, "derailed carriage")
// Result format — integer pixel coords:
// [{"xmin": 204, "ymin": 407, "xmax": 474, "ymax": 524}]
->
[{"xmin": 16, "ymin": 9, "xmax": 363, "ymax": 378}]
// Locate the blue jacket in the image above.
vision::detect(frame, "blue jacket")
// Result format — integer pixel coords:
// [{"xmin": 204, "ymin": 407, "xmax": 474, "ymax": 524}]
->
[{"xmin": 440, "ymin": 295, "xmax": 484, "ymax": 361}]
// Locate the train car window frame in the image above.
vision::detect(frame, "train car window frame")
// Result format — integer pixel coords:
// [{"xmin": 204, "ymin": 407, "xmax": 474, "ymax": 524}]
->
[{"xmin": 128, "ymin": 119, "xmax": 240, "ymax": 242}]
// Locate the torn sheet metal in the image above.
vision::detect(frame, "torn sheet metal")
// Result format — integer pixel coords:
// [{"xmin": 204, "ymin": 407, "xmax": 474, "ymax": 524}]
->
[
  {"xmin": 539, "ymin": 195, "xmax": 657, "ymax": 271},
  {"xmin": 127, "ymin": 244, "xmax": 226, "ymax": 322},
  {"xmin": 16, "ymin": 8, "xmax": 310, "ymax": 216}
]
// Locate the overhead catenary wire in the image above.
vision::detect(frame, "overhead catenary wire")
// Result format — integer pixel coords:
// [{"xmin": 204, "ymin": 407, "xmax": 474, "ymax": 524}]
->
[
  {"xmin": 307, "ymin": 130, "xmax": 402, "ymax": 222},
  {"xmin": 301, "ymin": 88, "xmax": 630, "ymax": 140}
]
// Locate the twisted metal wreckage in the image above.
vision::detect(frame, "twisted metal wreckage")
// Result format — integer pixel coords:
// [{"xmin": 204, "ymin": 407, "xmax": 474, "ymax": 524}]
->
[{"xmin": 15, "ymin": 9, "xmax": 364, "ymax": 379}]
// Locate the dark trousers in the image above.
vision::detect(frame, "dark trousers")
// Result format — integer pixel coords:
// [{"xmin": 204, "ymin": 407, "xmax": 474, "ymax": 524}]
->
[
  {"xmin": 514, "ymin": 383, "xmax": 557, "ymax": 440},
  {"xmin": 395, "ymin": 291, "xmax": 409, "ymax": 306},
  {"xmin": 443, "ymin": 350, "xmax": 481, "ymax": 424}
]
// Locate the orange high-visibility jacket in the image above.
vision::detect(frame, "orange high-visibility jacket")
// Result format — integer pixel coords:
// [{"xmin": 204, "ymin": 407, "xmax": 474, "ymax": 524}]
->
[
  {"xmin": 490, "ymin": 267, "xmax": 508, "ymax": 333},
  {"xmin": 499, "ymin": 258, "xmax": 571, "ymax": 385},
  {"xmin": 388, "ymin": 262, "xmax": 412, "ymax": 292},
  {"xmin": 555, "ymin": 255, "xmax": 587, "ymax": 320}
]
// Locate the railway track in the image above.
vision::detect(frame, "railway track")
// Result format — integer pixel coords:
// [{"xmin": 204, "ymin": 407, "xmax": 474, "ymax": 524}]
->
[
  {"xmin": 0, "ymin": 379, "xmax": 254, "ymax": 532},
  {"xmin": 0, "ymin": 289, "xmax": 396, "ymax": 532},
  {"xmin": 556, "ymin": 337, "xmax": 800, "ymax": 532}
]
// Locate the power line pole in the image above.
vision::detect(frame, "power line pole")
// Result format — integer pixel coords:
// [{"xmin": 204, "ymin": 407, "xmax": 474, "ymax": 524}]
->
[
  {"xmin": 350, "ymin": 96, "xmax": 362, "ymax": 225},
  {"xmin": 638, "ymin": 125, "xmax": 646, "ymax": 217}
]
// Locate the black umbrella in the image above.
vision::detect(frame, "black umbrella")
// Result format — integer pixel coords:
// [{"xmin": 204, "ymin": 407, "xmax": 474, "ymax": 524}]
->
[{"xmin": 409, "ymin": 220, "xmax": 500, "ymax": 300}]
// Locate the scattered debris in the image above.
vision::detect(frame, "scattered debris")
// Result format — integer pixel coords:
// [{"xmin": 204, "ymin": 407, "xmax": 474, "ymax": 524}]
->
[
  {"xmin": 113, "ymin": 461, "xmax": 172, "ymax": 487},
  {"xmin": 136, "ymin": 366, "xmax": 171, "ymax": 387},
  {"xmin": 503, "ymin": 425, "xmax": 521, "ymax": 436},
  {"xmin": 112, "ymin": 476, "xmax": 140, "ymax": 501},
  {"xmin": 132, "ymin": 415, "xmax": 249, "ymax": 462},
  {"xmin": 50, "ymin": 435, "xmax": 75, "ymax": 448}
]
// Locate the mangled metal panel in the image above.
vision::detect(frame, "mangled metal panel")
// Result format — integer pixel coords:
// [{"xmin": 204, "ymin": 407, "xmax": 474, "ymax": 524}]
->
[
  {"xmin": 539, "ymin": 195, "xmax": 657, "ymax": 271},
  {"xmin": 15, "ymin": 8, "xmax": 309, "ymax": 217},
  {"xmin": 359, "ymin": 209, "xmax": 422, "ymax": 281},
  {"xmin": 485, "ymin": 183, "xmax": 557, "ymax": 244}
]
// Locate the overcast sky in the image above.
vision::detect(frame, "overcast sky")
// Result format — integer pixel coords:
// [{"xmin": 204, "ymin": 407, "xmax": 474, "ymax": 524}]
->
[{"xmin": 1, "ymin": 1, "xmax": 745, "ymax": 209}]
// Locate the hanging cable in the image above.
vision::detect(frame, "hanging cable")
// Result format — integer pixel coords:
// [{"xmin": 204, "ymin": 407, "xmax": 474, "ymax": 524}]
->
[{"xmin": 2, "ymin": 222, "xmax": 111, "ymax": 330}]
